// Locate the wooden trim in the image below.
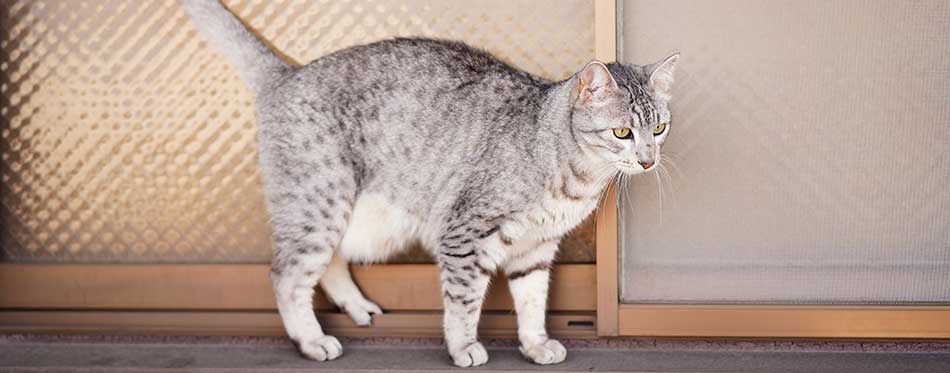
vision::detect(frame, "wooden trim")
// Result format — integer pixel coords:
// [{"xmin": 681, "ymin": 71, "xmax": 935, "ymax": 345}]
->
[
  {"xmin": 594, "ymin": 0, "xmax": 618, "ymax": 62},
  {"xmin": 618, "ymin": 305, "xmax": 950, "ymax": 339},
  {"xmin": 0, "ymin": 310, "xmax": 597, "ymax": 339},
  {"xmin": 0, "ymin": 263, "xmax": 595, "ymax": 312},
  {"xmin": 0, "ymin": 264, "xmax": 278, "ymax": 310},
  {"xmin": 594, "ymin": 185, "xmax": 619, "ymax": 336},
  {"xmin": 593, "ymin": 0, "xmax": 619, "ymax": 338}
]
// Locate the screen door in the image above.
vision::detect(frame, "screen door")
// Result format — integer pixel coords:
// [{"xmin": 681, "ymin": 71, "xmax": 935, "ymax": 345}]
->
[{"xmin": 618, "ymin": 0, "xmax": 949, "ymax": 304}]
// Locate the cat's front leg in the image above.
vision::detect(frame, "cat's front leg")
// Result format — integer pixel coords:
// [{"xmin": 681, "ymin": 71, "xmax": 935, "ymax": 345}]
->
[
  {"xmin": 504, "ymin": 241, "xmax": 566, "ymax": 365},
  {"xmin": 437, "ymin": 231, "xmax": 495, "ymax": 367}
]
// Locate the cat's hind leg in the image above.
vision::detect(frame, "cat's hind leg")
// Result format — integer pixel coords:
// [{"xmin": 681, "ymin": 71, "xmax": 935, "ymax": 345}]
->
[
  {"xmin": 268, "ymin": 182, "xmax": 355, "ymax": 360},
  {"xmin": 320, "ymin": 253, "xmax": 383, "ymax": 326},
  {"xmin": 271, "ymin": 250, "xmax": 341, "ymax": 361},
  {"xmin": 262, "ymin": 108, "xmax": 357, "ymax": 361}
]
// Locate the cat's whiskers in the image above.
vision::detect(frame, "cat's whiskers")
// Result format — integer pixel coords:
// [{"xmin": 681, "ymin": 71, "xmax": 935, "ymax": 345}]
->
[
  {"xmin": 602, "ymin": 173, "xmax": 621, "ymax": 210},
  {"xmin": 658, "ymin": 155, "xmax": 686, "ymax": 180},
  {"xmin": 594, "ymin": 167, "xmax": 621, "ymax": 199},
  {"xmin": 657, "ymin": 163, "xmax": 677, "ymax": 211},
  {"xmin": 583, "ymin": 163, "xmax": 619, "ymax": 193},
  {"xmin": 588, "ymin": 165, "xmax": 622, "ymax": 222},
  {"xmin": 616, "ymin": 173, "xmax": 627, "ymax": 211},
  {"xmin": 653, "ymin": 167, "xmax": 664, "ymax": 224},
  {"xmin": 610, "ymin": 164, "xmax": 639, "ymax": 222},
  {"xmin": 597, "ymin": 161, "xmax": 678, "ymax": 224},
  {"xmin": 655, "ymin": 153, "xmax": 683, "ymax": 212},
  {"xmin": 621, "ymin": 172, "xmax": 636, "ymax": 218}
]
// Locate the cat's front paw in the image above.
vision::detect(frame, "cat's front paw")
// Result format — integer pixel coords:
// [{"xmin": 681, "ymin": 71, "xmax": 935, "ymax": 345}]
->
[
  {"xmin": 520, "ymin": 339, "xmax": 567, "ymax": 365},
  {"xmin": 296, "ymin": 335, "xmax": 343, "ymax": 361},
  {"xmin": 450, "ymin": 342, "xmax": 489, "ymax": 367}
]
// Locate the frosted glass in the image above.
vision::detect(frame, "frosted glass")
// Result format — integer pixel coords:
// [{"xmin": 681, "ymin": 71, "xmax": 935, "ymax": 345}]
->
[
  {"xmin": 618, "ymin": 0, "xmax": 950, "ymax": 304},
  {"xmin": 0, "ymin": 0, "xmax": 595, "ymax": 263}
]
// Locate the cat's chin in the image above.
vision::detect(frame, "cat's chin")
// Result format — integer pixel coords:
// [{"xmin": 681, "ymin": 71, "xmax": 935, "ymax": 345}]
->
[{"xmin": 619, "ymin": 169, "xmax": 649, "ymax": 176}]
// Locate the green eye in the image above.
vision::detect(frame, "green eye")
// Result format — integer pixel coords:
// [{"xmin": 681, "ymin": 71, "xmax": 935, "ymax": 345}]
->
[
  {"xmin": 612, "ymin": 128, "xmax": 632, "ymax": 139},
  {"xmin": 653, "ymin": 122, "xmax": 667, "ymax": 136}
]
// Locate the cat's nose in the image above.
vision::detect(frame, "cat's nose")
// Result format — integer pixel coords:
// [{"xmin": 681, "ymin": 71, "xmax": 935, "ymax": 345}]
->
[{"xmin": 639, "ymin": 161, "xmax": 654, "ymax": 170}]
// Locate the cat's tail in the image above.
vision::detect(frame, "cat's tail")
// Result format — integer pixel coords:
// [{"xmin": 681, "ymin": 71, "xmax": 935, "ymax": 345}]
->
[{"xmin": 181, "ymin": 0, "xmax": 291, "ymax": 94}]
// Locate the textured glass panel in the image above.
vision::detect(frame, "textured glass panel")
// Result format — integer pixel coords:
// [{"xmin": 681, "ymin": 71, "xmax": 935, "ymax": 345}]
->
[
  {"xmin": 0, "ymin": 0, "xmax": 596, "ymax": 263},
  {"xmin": 619, "ymin": 0, "xmax": 950, "ymax": 303}
]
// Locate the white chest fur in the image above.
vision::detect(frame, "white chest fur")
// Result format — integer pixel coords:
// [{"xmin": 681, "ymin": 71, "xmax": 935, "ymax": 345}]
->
[{"xmin": 501, "ymin": 186, "xmax": 601, "ymax": 252}]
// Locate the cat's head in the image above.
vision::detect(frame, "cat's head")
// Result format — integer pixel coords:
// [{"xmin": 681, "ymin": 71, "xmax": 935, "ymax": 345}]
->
[{"xmin": 569, "ymin": 54, "xmax": 679, "ymax": 176}]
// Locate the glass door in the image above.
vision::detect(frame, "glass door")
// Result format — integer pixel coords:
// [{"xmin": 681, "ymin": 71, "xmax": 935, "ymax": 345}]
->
[{"xmin": 0, "ymin": 0, "xmax": 608, "ymax": 337}]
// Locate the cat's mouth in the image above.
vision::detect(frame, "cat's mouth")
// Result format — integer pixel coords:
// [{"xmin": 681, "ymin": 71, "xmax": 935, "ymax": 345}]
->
[{"xmin": 615, "ymin": 160, "xmax": 655, "ymax": 175}]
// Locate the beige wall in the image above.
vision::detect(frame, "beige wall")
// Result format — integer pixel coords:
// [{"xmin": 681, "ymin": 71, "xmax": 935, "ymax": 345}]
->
[{"xmin": 618, "ymin": 0, "xmax": 949, "ymax": 303}]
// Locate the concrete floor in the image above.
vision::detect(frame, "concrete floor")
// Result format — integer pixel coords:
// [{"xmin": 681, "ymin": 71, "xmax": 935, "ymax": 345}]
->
[{"xmin": 1, "ymin": 335, "xmax": 949, "ymax": 372}]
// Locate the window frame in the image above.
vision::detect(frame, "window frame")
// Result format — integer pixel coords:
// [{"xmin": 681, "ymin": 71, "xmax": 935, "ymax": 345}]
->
[
  {"xmin": 594, "ymin": 2, "xmax": 949, "ymax": 338},
  {"xmin": 6, "ymin": 0, "xmax": 944, "ymax": 341}
]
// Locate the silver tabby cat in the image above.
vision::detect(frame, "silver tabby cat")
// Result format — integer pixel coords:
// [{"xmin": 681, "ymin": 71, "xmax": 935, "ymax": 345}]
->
[{"xmin": 183, "ymin": 0, "xmax": 677, "ymax": 367}]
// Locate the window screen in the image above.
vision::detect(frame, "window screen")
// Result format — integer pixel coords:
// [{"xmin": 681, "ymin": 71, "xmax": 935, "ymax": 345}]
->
[{"xmin": 619, "ymin": 0, "xmax": 949, "ymax": 304}]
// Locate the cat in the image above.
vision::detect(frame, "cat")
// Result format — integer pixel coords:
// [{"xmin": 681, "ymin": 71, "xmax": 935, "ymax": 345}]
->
[{"xmin": 182, "ymin": 0, "xmax": 677, "ymax": 367}]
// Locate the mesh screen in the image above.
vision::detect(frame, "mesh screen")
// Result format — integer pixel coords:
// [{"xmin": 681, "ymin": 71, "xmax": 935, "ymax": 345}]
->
[
  {"xmin": 0, "ymin": 0, "xmax": 596, "ymax": 263},
  {"xmin": 619, "ymin": 0, "xmax": 950, "ymax": 304}
]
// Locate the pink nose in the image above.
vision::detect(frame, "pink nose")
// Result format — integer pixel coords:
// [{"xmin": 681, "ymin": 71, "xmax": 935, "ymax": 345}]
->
[{"xmin": 639, "ymin": 161, "xmax": 654, "ymax": 170}]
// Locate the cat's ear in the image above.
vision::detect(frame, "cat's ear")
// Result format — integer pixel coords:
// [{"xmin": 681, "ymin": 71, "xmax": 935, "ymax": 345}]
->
[
  {"xmin": 573, "ymin": 60, "xmax": 618, "ymax": 104},
  {"xmin": 648, "ymin": 53, "xmax": 679, "ymax": 101}
]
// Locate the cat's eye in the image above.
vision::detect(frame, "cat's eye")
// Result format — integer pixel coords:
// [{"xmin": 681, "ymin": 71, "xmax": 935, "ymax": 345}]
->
[
  {"xmin": 653, "ymin": 122, "xmax": 667, "ymax": 136},
  {"xmin": 612, "ymin": 128, "xmax": 632, "ymax": 139}
]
